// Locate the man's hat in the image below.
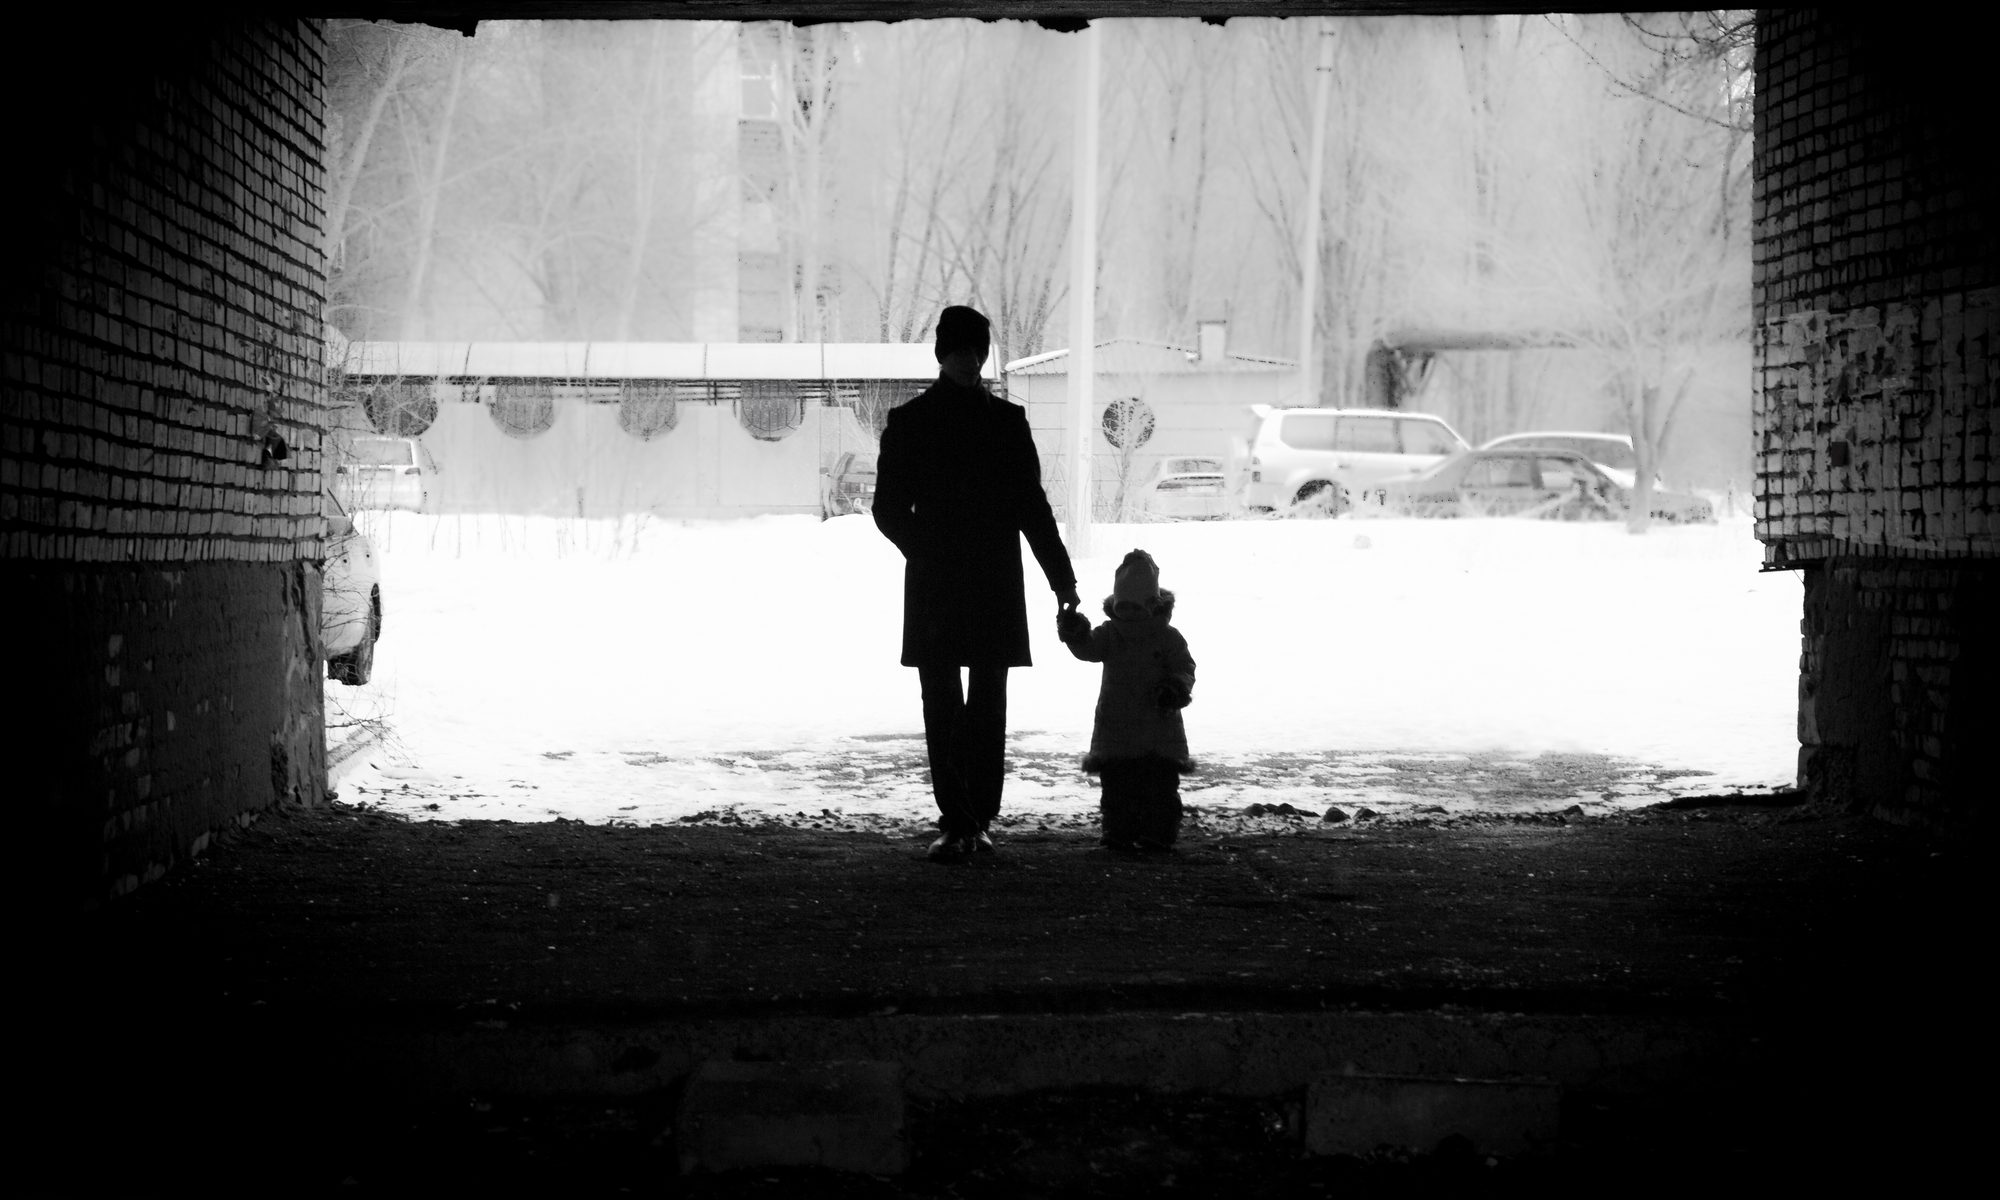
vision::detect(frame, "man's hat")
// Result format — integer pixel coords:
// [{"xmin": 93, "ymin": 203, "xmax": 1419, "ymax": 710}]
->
[{"xmin": 934, "ymin": 305, "xmax": 991, "ymax": 359}]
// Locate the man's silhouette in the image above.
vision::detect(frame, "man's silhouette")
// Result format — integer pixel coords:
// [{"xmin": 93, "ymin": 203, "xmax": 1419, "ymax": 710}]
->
[{"xmin": 873, "ymin": 306, "xmax": 1081, "ymax": 861}]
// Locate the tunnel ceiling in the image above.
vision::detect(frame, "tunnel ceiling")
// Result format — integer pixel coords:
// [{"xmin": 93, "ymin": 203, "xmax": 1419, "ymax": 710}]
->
[{"xmin": 315, "ymin": 2, "xmax": 1624, "ymax": 32}]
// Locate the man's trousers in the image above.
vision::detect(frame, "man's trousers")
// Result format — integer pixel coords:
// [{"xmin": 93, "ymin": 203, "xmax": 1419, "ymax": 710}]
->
[{"xmin": 917, "ymin": 664, "xmax": 1008, "ymax": 836}]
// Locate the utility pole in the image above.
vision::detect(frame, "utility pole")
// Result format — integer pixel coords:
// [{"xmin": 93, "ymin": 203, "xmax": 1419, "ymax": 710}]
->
[
  {"xmin": 1298, "ymin": 18, "xmax": 1335, "ymax": 408},
  {"xmin": 1063, "ymin": 20, "xmax": 1101, "ymax": 556}
]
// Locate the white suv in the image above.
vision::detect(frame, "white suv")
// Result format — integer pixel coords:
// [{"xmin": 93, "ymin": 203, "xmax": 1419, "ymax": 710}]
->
[{"xmin": 1238, "ymin": 406, "xmax": 1469, "ymax": 513}]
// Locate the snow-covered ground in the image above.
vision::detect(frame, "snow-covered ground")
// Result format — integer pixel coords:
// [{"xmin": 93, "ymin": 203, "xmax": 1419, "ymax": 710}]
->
[{"xmin": 329, "ymin": 509, "xmax": 1800, "ymax": 830}]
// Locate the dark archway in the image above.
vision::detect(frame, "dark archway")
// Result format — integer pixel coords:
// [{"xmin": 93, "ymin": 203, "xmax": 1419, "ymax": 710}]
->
[{"xmin": 4, "ymin": 4, "xmax": 1991, "ymax": 913}]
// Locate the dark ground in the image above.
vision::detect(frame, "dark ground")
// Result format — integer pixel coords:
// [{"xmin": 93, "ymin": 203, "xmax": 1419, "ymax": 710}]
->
[{"xmin": 27, "ymin": 797, "xmax": 1979, "ymax": 1196}]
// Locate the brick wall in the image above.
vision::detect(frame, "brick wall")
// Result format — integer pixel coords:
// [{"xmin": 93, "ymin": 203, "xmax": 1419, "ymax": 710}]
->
[
  {"xmin": 1754, "ymin": 12, "xmax": 1997, "ymax": 827},
  {"xmin": 2, "ymin": 18, "xmax": 329, "ymax": 906},
  {"xmin": 1798, "ymin": 560, "xmax": 1991, "ymax": 828},
  {"xmin": 1753, "ymin": 12, "xmax": 1998, "ymax": 562}
]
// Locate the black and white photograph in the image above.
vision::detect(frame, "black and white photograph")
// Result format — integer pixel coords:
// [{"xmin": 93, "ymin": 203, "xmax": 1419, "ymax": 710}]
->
[{"xmin": 10, "ymin": 3, "xmax": 1986, "ymax": 1194}]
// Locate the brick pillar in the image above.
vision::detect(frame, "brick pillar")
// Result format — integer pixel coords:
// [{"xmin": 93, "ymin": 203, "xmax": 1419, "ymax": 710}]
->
[
  {"xmin": 1754, "ymin": 13, "xmax": 1997, "ymax": 828},
  {"xmin": 1799, "ymin": 560, "xmax": 1990, "ymax": 826},
  {"xmin": 3, "ymin": 18, "xmax": 330, "ymax": 906}
]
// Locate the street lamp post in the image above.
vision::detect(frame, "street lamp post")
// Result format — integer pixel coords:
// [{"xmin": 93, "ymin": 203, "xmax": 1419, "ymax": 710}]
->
[
  {"xmin": 1298, "ymin": 18, "xmax": 1335, "ymax": 409},
  {"xmin": 1063, "ymin": 20, "xmax": 1101, "ymax": 556}
]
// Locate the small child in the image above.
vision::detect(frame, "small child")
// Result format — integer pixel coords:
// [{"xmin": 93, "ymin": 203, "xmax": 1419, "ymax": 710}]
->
[{"xmin": 1057, "ymin": 549, "xmax": 1196, "ymax": 852}]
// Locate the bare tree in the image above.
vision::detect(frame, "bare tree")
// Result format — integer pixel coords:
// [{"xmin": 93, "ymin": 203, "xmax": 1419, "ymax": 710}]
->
[
  {"xmin": 324, "ymin": 22, "xmax": 414, "ymax": 271},
  {"xmin": 762, "ymin": 22, "xmax": 845, "ymax": 341},
  {"xmin": 329, "ymin": 20, "xmax": 570, "ymax": 340},
  {"xmin": 474, "ymin": 24, "xmax": 600, "ymax": 337},
  {"xmin": 937, "ymin": 37, "xmax": 1073, "ymax": 368},
  {"xmin": 484, "ymin": 22, "xmax": 678, "ymax": 340},
  {"xmin": 316, "ymin": 8, "xmax": 1752, "ymax": 472},
  {"xmin": 835, "ymin": 23, "xmax": 971, "ymax": 344},
  {"xmin": 610, "ymin": 23, "xmax": 678, "ymax": 340},
  {"xmin": 395, "ymin": 36, "xmax": 469, "ymax": 340},
  {"xmin": 1092, "ymin": 19, "xmax": 1232, "ymax": 343},
  {"xmin": 325, "ymin": 21, "xmax": 459, "ymax": 339},
  {"xmin": 832, "ymin": 21, "xmax": 1071, "ymax": 364},
  {"xmin": 1236, "ymin": 18, "xmax": 1412, "ymax": 405},
  {"xmin": 1528, "ymin": 14, "xmax": 1752, "ymax": 530}
]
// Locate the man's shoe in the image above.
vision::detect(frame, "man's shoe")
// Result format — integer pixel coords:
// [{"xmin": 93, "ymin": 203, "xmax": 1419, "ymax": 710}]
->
[
  {"xmin": 927, "ymin": 833, "xmax": 971, "ymax": 862},
  {"xmin": 971, "ymin": 827, "xmax": 996, "ymax": 854}
]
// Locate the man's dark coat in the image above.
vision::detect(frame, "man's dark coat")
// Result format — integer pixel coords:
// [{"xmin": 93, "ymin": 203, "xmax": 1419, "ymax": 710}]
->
[{"xmin": 873, "ymin": 379, "xmax": 1075, "ymax": 667}]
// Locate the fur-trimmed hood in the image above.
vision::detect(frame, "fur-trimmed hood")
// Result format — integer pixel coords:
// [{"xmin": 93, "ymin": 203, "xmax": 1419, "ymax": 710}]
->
[{"xmin": 1101, "ymin": 587, "xmax": 1176, "ymax": 624}]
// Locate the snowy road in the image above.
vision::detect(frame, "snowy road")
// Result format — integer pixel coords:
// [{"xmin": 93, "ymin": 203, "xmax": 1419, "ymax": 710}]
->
[{"xmin": 328, "ymin": 511, "xmax": 1800, "ymax": 828}]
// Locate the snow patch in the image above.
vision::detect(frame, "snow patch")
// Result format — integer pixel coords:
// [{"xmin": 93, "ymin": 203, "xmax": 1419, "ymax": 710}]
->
[{"xmin": 330, "ymin": 511, "xmax": 1798, "ymax": 826}]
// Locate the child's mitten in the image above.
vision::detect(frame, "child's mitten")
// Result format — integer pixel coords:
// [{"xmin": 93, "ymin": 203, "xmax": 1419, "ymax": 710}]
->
[
  {"xmin": 1156, "ymin": 677, "xmax": 1192, "ymax": 710},
  {"xmin": 1057, "ymin": 610, "xmax": 1092, "ymax": 641}
]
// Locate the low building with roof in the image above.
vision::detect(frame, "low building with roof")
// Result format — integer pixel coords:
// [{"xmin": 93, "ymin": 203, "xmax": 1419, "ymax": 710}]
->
[
  {"xmin": 1002, "ymin": 321, "xmax": 1298, "ymax": 519},
  {"xmin": 327, "ymin": 339, "xmax": 987, "ymax": 519}
]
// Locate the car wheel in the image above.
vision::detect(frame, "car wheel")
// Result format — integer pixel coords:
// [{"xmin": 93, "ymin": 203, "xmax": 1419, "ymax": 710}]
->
[
  {"xmin": 330, "ymin": 589, "xmax": 379, "ymax": 687},
  {"xmin": 1294, "ymin": 481, "xmax": 1345, "ymax": 515}
]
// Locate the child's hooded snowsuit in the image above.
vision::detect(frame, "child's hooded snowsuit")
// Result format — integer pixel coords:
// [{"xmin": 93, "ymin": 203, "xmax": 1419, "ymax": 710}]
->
[{"xmin": 1059, "ymin": 550, "xmax": 1196, "ymax": 773}]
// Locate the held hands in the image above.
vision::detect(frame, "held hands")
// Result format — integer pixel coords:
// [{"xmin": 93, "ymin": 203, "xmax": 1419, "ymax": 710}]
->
[{"xmin": 1055, "ymin": 586, "xmax": 1085, "ymax": 640}]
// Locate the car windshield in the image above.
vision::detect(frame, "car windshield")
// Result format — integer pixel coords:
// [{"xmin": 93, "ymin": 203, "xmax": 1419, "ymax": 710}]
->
[
  {"xmin": 1165, "ymin": 458, "xmax": 1221, "ymax": 474},
  {"xmin": 847, "ymin": 455, "xmax": 877, "ymax": 474},
  {"xmin": 342, "ymin": 438, "xmax": 415, "ymax": 466},
  {"xmin": 1407, "ymin": 450, "xmax": 1469, "ymax": 481},
  {"xmin": 1399, "ymin": 420, "xmax": 1464, "ymax": 456}
]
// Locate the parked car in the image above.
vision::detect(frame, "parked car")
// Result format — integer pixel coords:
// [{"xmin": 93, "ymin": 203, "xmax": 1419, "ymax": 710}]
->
[
  {"xmin": 322, "ymin": 489, "xmax": 381, "ymax": 686},
  {"xmin": 331, "ymin": 432, "xmax": 437, "ymax": 512},
  {"xmin": 1368, "ymin": 448, "xmax": 1715, "ymax": 523},
  {"xmin": 1478, "ymin": 430, "xmax": 1658, "ymax": 490},
  {"xmin": 1140, "ymin": 455, "xmax": 1230, "ymax": 520},
  {"xmin": 1238, "ymin": 406, "xmax": 1469, "ymax": 514},
  {"xmin": 821, "ymin": 451, "xmax": 878, "ymax": 517}
]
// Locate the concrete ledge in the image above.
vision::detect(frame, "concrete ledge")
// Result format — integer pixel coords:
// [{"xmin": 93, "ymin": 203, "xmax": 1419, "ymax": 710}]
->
[
  {"xmin": 1305, "ymin": 1072, "xmax": 1561, "ymax": 1156},
  {"xmin": 676, "ymin": 1059, "xmax": 907, "ymax": 1175}
]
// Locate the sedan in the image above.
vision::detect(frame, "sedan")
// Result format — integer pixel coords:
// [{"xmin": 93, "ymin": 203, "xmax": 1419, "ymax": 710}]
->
[
  {"xmin": 1370, "ymin": 448, "xmax": 1714, "ymax": 523},
  {"xmin": 322, "ymin": 490, "xmax": 382, "ymax": 685},
  {"xmin": 1141, "ymin": 456, "xmax": 1230, "ymax": 520},
  {"xmin": 1478, "ymin": 430, "xmax": 1658, "ymax": 491}
]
